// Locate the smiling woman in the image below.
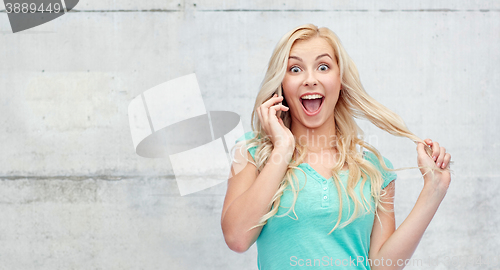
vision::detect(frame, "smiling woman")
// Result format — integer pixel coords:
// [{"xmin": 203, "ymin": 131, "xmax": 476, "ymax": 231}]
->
[
  {"xmin": 221, "ymin": 24, "xmax": 452, "ymax": 270},
  {"xmin": 284, "ymin": 37, "xmax": 341, "ymax": 129}
]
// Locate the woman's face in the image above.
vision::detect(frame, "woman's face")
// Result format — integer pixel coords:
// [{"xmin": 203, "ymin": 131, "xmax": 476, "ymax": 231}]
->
[{"xmin": 282, "ymin": 36, "xmax": 341, "ymax": 129}]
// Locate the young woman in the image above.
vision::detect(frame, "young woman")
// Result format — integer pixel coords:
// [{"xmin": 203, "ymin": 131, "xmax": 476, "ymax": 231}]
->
[{"xmin": 221, "ymin": 24, "xmax": 452, "ymax": 270}]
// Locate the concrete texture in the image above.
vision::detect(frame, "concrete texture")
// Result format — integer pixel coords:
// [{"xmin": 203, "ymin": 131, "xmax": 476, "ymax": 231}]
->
[{"xmin": 0, "ymin": 0, "xmax": 499, "ymax": 269}]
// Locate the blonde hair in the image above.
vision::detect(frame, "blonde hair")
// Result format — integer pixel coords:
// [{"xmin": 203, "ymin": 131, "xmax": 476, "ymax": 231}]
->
[{"xmin": 237, "ymin": 24, "xmax": 450, "ymax": 234}]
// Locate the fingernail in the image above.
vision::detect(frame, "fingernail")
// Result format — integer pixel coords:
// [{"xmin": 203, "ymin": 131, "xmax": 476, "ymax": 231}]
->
[
  {"xmin": 436, "ymin": 162, "xmax": 440, "ymax": 167},
  {"xmin": 441, "ymin": 163, "xmax": 446, "ymax": 168},
  {"xmin": 432, "ymin": 156, "xmax": 436, "ymax": 161}
]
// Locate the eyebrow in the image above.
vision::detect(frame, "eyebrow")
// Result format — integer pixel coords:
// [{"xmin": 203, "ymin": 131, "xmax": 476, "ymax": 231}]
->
[{"xmin": 288, "ymin": 53, "xmax": 333, "ymax": 62}]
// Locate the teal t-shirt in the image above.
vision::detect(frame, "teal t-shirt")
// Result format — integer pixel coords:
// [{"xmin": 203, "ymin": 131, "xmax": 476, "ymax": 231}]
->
[{"xmin": 235, "ymin": 131, "xmax": 397, "ymax": 270}]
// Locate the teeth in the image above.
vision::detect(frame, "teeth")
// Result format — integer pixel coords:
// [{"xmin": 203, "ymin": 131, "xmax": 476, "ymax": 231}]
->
[{"xmin": 301, "ymin": 94, "xmax": 324, "ymax": 100}]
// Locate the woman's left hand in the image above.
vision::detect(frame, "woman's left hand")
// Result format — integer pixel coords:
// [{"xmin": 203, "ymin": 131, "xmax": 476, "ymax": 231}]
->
[{"xmin": 416, "ymin": 138, "xmax": 452, "ymax": 192}]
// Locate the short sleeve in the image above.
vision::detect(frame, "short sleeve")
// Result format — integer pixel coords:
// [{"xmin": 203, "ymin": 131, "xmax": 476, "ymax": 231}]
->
[
  {"xmin": 234, "ymin": 131, "xmax": 258, "ymax": 160},
  {"xmin": 363, "ymin": 151, "xmax": 397, "ymax": 189}
]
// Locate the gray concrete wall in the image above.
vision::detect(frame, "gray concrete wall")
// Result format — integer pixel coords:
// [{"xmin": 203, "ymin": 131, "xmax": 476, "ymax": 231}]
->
[{"xmin": 0, "ymin": 0, "xmax": 498, "ymax": 269}]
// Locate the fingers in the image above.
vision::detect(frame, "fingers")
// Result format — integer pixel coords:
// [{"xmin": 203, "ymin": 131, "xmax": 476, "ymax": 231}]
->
[
  {"xmin": 424, "ymin": 139, "xmax": 451, "ymax": 169},
  {"xmin": 441, "ymin": 153, "xmax": 451, "ymax": 169},
  {"xmin": 436, "ymin": 146, "xmax": 446, "ymax": 168},
  {"xmin": 260, "ymin": 94, "xmax": 284, "ymax": 123},
  {"xmin": 264, "ymin": 94, "xmax": 283, "ymax": 107},
  {"xmin": 430, "ymin": 141, "xmax": 440, "ymax": 161},
  {"xmin": 258, "ymin": 94, "xmax": 289, "ymax": 136},
  {"xmin": 416, "ymin": 141, "xmax": 427, "ymax": 155},
  {"xmin": 417, "ymin": 141, "xmax": 433, "ymax": 160},
  {"xmin": 416, "ymin": 142, "xmax": 435, "ymax": 178},
  {"xmin": 268, "ymin": 104, "xmax": 289, "ymax": 120}
]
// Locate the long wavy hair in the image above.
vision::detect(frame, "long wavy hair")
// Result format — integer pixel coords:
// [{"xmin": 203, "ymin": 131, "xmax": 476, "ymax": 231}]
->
[{"xmin": 236, "ymin": 24, "xmax": 447, "ymax": 234}]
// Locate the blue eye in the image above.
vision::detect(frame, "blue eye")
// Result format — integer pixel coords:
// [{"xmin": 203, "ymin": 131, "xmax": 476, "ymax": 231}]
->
[
  {"xmin": 319, "ymin": 64, "xmax": 329, "ymax": 71},
  {"xmin": 290, "ymin": 66, "xmax": 301, "ymax": 73}
]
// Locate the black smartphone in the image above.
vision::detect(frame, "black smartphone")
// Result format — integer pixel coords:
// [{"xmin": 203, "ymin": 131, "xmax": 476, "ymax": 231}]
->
[{"xmin": 275, "ymin": 88, "xmax": 283, "ymax": 119}]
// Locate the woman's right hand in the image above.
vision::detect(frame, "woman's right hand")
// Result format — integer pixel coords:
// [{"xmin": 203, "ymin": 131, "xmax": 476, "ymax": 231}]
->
[{"xmin": 257, "ymin": 94, "xmax": 295, "ymax": 153}]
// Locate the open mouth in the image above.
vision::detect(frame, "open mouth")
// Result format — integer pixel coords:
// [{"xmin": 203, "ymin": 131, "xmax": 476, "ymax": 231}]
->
[{"xmin": 300, "ymin": 94, "xmax": 324, "ymax": 115}]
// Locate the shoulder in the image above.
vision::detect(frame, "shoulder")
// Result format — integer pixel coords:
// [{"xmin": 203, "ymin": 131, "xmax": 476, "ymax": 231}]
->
[
  {"xmin": 362, "ymin": 151, "xmax": 397, "ymax": 189},
  {"xmin": 235, "ymin": 131, "xmax": 258, "ymax": 143},
  {"xmin": 234, "ymin": 131, "xmax": 260, "ymax": 160},
  {"xmin": 363, "ymin": 151, "xmax": 394, "ymax": 170}
]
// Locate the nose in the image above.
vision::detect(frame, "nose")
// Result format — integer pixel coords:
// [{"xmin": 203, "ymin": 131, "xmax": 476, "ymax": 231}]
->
[{"xmin": 303, "ymin": 71, "xmax": 318, "ymax": 87}]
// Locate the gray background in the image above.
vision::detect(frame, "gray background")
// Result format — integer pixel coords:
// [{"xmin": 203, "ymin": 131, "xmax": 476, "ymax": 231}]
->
[{"xmin": 1, "ymin": 0, "xmax": 499, "ymax": 269}]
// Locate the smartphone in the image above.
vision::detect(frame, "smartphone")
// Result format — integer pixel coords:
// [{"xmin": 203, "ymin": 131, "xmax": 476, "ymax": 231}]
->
[{"xmin": 276, "ymin": 87, "xmax": 283, "ymax": 119}]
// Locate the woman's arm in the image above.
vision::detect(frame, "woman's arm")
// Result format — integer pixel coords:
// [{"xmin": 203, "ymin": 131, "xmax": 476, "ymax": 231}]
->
[
  {"xmin": 368, "ymin": 139, "xmax": 451, "ymax": 270},
  {"xmin": 222, "ymin": 94, "xmax": 294, "ymax": 253},
  {"xmin": 221, "ymin": 146, "xmax": 292, "ymax": 253}
]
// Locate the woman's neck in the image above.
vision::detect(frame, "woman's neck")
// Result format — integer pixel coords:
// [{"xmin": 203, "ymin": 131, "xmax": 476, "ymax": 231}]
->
[{"xmin": 290, "ymin": 119, "xmax": 338, "ymax": 153}]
